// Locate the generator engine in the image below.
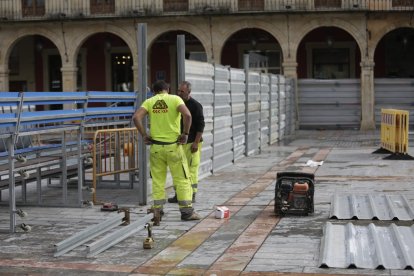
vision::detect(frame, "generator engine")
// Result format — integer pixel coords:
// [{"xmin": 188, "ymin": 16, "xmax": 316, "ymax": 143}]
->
[{"xmin": 274, "ymin": 172, "xmax": 314, "ymax": 216}]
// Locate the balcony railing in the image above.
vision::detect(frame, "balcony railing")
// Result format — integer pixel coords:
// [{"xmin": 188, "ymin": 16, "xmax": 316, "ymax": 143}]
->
[
  {"xmin": 90, "ymin": 0, "xmax": 115, "ymax": 14},
  {"xmin": 239, "ymin": 0, "xmax": 264, "ymax": 11},
  {"xmin": 315, "ymin": 0, "xmax": 342, "ymax": 8},
  {"xmin": 0, "ymin": 0, "xmax": 412, "ymax": 21},
  {"xmin": 163, "ymin": 0, "xmax": 188, "ymax": 12}
]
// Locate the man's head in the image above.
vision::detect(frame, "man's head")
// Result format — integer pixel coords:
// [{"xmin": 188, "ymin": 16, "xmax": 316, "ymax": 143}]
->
[
  {"xmin": 152, "ymin": 80, "xmax": 170, "ymax": 94},
  {"xmin": 177, "ymin": 81, "xmax": 192, "ymax": 101}
]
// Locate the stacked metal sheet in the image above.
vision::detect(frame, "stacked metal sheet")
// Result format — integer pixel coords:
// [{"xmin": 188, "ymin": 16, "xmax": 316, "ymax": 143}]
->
[
  {"xmin": 319, "ymin": 222, "xmax": 414, "ymax": 269},
  {"xmin": 319, "ymin": 193, "xmax": 414, "ymax": 270}
]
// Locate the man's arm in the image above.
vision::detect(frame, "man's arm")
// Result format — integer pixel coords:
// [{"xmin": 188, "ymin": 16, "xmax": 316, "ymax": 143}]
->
[
  {"xmin": 177, "ymin": 104, "xmax": 192, "ymax": 144},
  {"xmin": 191, "ymin": 103, "xmax": 205, "ymax": 152},
  {"xmin": 132, "ymin": 107, "xmax": 151, "ymax": 144},
  {"xmin": 190, "ymin": 131, "xmax": 203, "ymax": 153}
]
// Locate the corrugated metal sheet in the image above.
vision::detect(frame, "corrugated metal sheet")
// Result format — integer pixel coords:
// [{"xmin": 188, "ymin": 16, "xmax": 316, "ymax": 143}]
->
[
  {"xmin": 185, "ymin": 60, "xmax": 214, "ymax": 177},
  {"xmin": 269, "ymin": 75, "xmax": 279, "ymax": 143},
  {"xmin": 279, "ymin": 76, "xmax": 286, "ymax": 138},
  {"xmin": 212, "ymin": 64, "xmax": 232, "ymax": 172},
  {"xmin": 330, "ymin": 194, "xmax": 414, "ymax": 221},
  {"xmin": 230, "ymin": 68, "xmax": 246, "ymax": 161},
  {"xmin": 184, "ymin": 59, "xmax": 296, "ymax": 173},
  {"xmin": 319, "ymin": 222, "xmax": 414, "ymax": 269},
  {"xmin": 246, "ymin": 71, "xmax": 261, "ymax": 156},
  {"xmin": 260, "ymin": 74, "xmax": 270, "ymax": 148}
]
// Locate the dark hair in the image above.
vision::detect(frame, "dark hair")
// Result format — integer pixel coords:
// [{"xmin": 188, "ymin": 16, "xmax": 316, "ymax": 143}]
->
[
  {"xmin": 180, "ymin": 81, "xmax": 192, "ymax": 92},
  {"xmin": 152, "ymin": 80, "xmax": 169, "ymax": 93}
]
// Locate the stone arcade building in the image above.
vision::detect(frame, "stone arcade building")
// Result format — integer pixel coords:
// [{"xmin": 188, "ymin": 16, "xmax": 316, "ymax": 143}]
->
[{"xmin": 0, "ymin": 0, "xmax": 413, "ymax": 130}]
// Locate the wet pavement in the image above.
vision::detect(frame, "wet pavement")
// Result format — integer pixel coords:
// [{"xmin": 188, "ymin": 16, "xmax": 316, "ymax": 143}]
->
[{"xmin": 0, "ymin": 130, "xmax": 413, "ymax": 276}]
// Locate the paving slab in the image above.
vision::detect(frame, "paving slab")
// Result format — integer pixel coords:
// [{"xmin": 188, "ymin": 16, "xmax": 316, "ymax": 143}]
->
[{"xmin": 0, "ymin": 130, "xmax": 413, "ymax": 275}]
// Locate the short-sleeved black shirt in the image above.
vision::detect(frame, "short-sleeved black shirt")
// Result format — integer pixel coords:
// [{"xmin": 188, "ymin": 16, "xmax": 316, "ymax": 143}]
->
[{"xmin": 182, "ymin": 97, "xmax": 205, "ymax": 143}]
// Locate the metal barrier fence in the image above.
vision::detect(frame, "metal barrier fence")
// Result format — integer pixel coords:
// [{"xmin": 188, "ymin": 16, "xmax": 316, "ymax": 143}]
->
[
  {"xmin": 91, "ymin": 128, "xmax": 139, "ymax": 204},
  {"xmin": 380, "ymin": 108, "xmax": 409, "ymax": 155},
  {"xmin": 0, "ymin": 91, "xmax": 138, "ymax": 233},
  {"xmin": 0, "ymin": 0, "xmax": 413, "ymax": 21},
  {"xmin": 185, "ymin": 59, "xmax": 296, "ymax": 177}
]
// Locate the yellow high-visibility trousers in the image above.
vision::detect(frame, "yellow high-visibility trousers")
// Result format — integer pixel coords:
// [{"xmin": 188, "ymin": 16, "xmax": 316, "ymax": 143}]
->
[
  {"xmin": 183, "ymin": 142, "xmax": 202, "ymax": 193},
  {"xmin": 149, "ymin": 144, "xmax": 193, "ymax": 212}
]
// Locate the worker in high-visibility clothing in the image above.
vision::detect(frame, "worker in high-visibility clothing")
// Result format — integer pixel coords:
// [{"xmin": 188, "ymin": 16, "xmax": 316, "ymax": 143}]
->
[{"xmin": 133, "ymin": 80, "xmax": 200, "ymax": 224}]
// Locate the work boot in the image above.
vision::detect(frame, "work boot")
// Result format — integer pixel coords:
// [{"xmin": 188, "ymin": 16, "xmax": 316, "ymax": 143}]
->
[
  {"xmin": 152, "ymin": 208, "xmax": 162, "ymax": 226},
  {"xmin": 148, "ymin": 208, "xmax": 164, "ymax": 226},
  {"xmin": 192, "ymin": 193, "xmax": 196, "ymax": 203},
  {"xmin": 181, "ymin": 212, "xmax": 201, "ymax": 221},
  {"xmin": 168, "ymin": 194, "xmax": 178, "ymax": 203}
]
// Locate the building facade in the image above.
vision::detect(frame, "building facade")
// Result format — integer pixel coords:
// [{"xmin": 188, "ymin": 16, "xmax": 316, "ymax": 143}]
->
[{"xmin": 0, "ymin": 0, "xmax": 413, "ymax": 130}]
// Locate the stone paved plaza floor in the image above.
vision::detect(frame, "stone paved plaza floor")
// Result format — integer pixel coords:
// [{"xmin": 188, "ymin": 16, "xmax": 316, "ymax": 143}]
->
[{"xmin": 0, "ymin": 130, "xmax": 413, "ymax": 276}]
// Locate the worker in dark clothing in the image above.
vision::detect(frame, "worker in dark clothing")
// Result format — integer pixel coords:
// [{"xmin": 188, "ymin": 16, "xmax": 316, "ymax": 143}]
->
[{"xmin": 168, "ymin": 81, "xmax": 205, "ymax": 203}]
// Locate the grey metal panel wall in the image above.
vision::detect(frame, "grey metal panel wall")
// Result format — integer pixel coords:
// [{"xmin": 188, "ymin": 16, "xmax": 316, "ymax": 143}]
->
[
  {"xmin": 285, "ymin": 77, "xmax": 293, "ymax": 136},
  {"xmin": 279, "ymin": 75, "xmax": 286, "ymax": 138},
  {"xmin": 269, "ymin": 75, "xmax": 280, "ymax": 143},
  {"xmin": 298, "ymin": 79, "xmax": 361, "ymax": 129},
  {"xmin": 184, "ymin": 60, "xmax": 214, "ymax": 178},
  {"xmin": 246, "ymin": 71, "xmax": 261, "ymax": 156},
  {"xmin": 185, "ymin": 60, "xmax": 296, "ymax": 176},
  {"xmin": 374, "ymin": 78, "xmax": 414, "ymax": 127},
  {"xmin": 260, "ymin": 74, "xmax": 270, "ymax": 149},
  {"xmin": 320, "ymin": 222, "xmax": 414, "ymax": 269},
  {"xmin": 212, "ymin": 65, "xmax": 233, "ymax": 172},
  {"xmin": 230, "ymin": 68, "xmax": 246, "ymax": 161}
]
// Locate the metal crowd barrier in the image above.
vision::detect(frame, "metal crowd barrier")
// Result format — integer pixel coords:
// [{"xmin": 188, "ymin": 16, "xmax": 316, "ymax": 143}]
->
[
  {"xmin": 91, "ymin": 127, "xmax": 139, "ymax": 204},
  {"xmin": 0, "ymin": 91, "xmax": 139, "ymax": 233},
  {"xmin": 0, "ymin": 92, "xmax": 87, "ymax": 233},
  {"xmin": 378, "ymin": 108, "xmax": 412, "ymax": 159}
]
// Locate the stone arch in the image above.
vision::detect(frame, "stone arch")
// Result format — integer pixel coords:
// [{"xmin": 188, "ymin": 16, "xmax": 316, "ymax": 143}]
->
[
  {"xmin": 68, "ymin": 24, "xmax": 136, "ymax": 66},
  {"xmin": 373, "ymin": 24, "xmax": 414, "ymax": 78},
  {"xmin": 0, "ymin": 27, "xmax": 64, "ymax": 67},
  {"xmin": 147, "ymin": 21, "xmax": 210, "ymax": 60},
  {"xmin": 370, "ymin": 22, "xmax": 414, "ymax": 58},
  {"xmin": 292, "ymin": 18, "xmax": 365, "ymax": 60},
  {"xmin": 217, "ymin": 19, "xmax": 287, "ymax": 63}
]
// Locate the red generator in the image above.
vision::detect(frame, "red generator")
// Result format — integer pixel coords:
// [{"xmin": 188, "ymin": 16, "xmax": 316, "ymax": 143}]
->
[{"xmin": 274, "ymin": 172, "xmax": 315, "ymax": 216}]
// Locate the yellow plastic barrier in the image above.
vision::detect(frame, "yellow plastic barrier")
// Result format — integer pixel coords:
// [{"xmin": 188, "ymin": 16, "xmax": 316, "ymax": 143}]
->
[
  {"xmin": 380, "ymin": 109, "xmax": 409, "ymax": 154},
  {"xmin": 92, "ymin": 127, "xmax": 139, "ymax": 204}
]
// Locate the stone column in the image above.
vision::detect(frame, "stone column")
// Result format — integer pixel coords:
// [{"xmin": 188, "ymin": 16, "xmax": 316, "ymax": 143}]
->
[
  {"xmin": 0, "ymin": 65, "xmax": 9, "ymax": 91},
  {"xmin": 360, "ymin": 59, "xmax": 376, "ymax": 130},
  {"xmin": 282, "ymin": 60, "xmax": 298, "ymax": 79},
  {"xmin": 61, "ymin": 65, "xmax": 78, "ymax": 92},
  {"xmin": 61, "ymin": 65, "xmax": 78, "ymax": 109}
]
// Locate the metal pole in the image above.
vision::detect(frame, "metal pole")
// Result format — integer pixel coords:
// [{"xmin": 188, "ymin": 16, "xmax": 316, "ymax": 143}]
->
[
  {"xmin": 86, "ymin": 213, "xmax": 153, "ymax": 258},
  {"xmin": 269, "ymin": 76, "xmax": 273, "ymax": 144},
  {"xmin": 259, "ymin": 72, "xmax": 262, "ymax": 154},
  {"xmin": 8, "ymin": 137, "xmax": 15, "ymax": 233},
  {"xmin": 54, "ymin": 212, "xmax": 125, "ymax": 257},
  {"xmin": 177, "ymin": 34, "xmax": 185, "ymax": 87},
  {"xmin": 137, "ymin": 23, "xmax": 147, "ymax": 205},
  {"xmin": 77, "ymin": 127, "xmax": 83, "ymax": 206},
  {"xmin": 243, "ymin": 54, "xmax": 250, "ymax": 156},
  {"xmin": 278, "ymin": 76, "xmax": 282, "ymax": 140}
]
